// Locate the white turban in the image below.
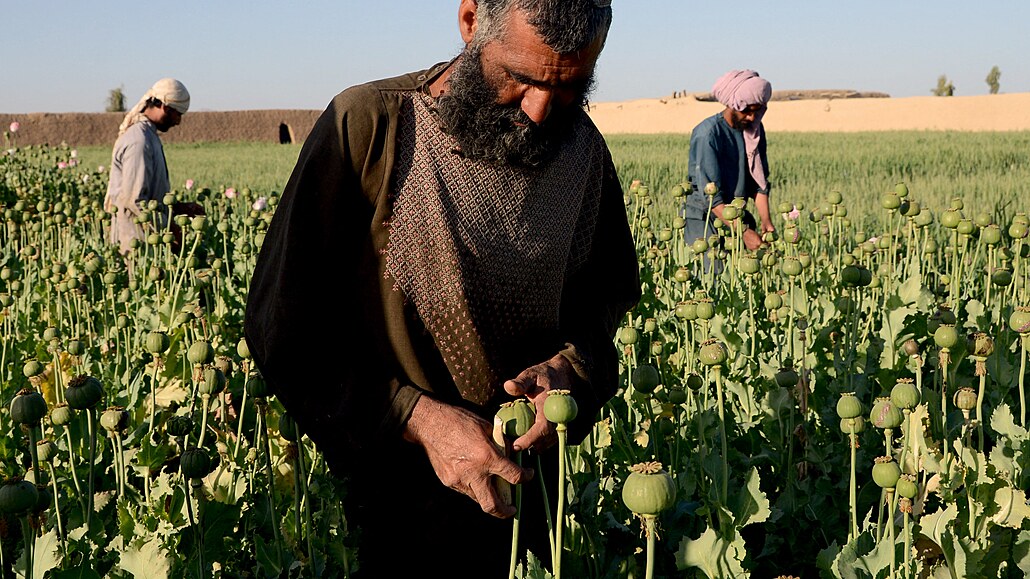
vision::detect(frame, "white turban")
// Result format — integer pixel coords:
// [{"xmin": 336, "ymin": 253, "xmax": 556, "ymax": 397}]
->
[{"xmin": 118, "ymin": 78, "xmax": 191, "ymax": 135}]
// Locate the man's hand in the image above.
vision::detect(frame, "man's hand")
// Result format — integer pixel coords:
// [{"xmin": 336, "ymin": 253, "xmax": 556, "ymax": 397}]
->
[
  {"xmin": 742, "ymin": 228, "xmax": 765, "ymax": 250},
  {"xmin": 403, "ymin": 396, "xmax": 532, "ymax": 518},
  {"xmin": 503, "ymin": 353, "xmax": 576, "ymax": 453}
]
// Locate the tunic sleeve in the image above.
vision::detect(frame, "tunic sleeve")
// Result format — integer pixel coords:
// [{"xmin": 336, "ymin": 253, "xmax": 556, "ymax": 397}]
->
[
  {"xmin": 556, "ymin": 147, "xmax": 640, "ymax": 443},
  {"xmin": 244, "ymin": 85, "xmax": 420, "ymax": 466},
  {"xmin": 109, "ymin": 133, "xmax": 151, "ymax": 215}
]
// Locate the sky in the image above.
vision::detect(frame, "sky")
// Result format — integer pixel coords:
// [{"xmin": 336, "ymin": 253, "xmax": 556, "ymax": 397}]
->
[{"xmin": 3, "ymin": 0, "xmax": 1028, "ymax": 114}]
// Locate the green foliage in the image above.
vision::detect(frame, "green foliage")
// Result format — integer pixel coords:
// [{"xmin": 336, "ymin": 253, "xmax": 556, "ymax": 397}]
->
[
  {"xmin": 932, "ymin": 74, "xmax": 956, "ymax": 97},
  {"xmin": 986, "ymin": 65, "xmax": 1001, "ymax": 95},
  {"xmin": 106, "ymin": 86, "xmax": 126, "ymax": 113}
]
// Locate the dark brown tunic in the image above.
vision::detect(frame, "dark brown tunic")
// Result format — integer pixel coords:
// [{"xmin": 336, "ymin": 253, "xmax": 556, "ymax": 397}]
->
[{"xmin": 243, "ymin": 63, "xmax": 639, "ymax": 575}]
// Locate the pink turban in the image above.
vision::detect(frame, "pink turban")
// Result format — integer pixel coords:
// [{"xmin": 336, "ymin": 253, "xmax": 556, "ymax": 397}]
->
[{"xmin": 711, "ymin": 69, "xmax": 772, "ymax": 191}]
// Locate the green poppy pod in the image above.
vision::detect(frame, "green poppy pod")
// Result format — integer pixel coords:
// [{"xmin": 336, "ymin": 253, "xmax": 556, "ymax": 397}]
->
[
  {"xmin": 638, "ymin": 216, "xmax": 651, "ymax": 229},
  {"xmin": 973, "ymin": 212, "xmax": 992, "ymax": 228},
  {"xmin": 840, "ymin": 416, "xmax": 866, "ymax": 435},
  {"xmin": 703, "ymin": 182, "xmax": 718, "ymax": 196},
  {"xmin": 618, "ymin": 326, "xmax": 639, "ymax": 345},
  {"xmin": 691, "ymin": 238, "xmax": 709, "ymax": 255},
  {"xmin": 100, "ymin": 406, "xmax": 129, "ymax": 433},
  {"xmin": 1008, "ymin": 307, "xmax": 1030, "ymax": 334},
  {"xmin": 11, "ymin": 389, "xmax": 48, "ymax": 426},
  {"xmin": 237, "ymin": 338, "xmax": 251, "ymax": 359},
  {"xmin": 36, "ymin": 439, "xmax": 58, "ymax": 463},
  {"xmin": 673, "ymin": 266, "xmax": 691, "ymax": 283},
  {"xmin": 798, "ymin": 252, "xmax": 812, "ymax": 268},
  {"xmin": 668, "ymin": 183, "xmax": 685, "ymax": 197},
  {"xmin": 180, "ymin": 447, "xmax": 215, "ymax": 479},
  {"xmin": 498, "ymin": 399, "xmax": 535, "ymax": 438},
  {"xmin": 872, "ymin": 456, "xmax": 901, "ymax": 489},
  {"xmin": 722, "ymin": 205, "xmax": 739, "ymax": 222},
  {"xmin": 981, "ymin": 224, "xmax": 1002, "ymax": 245},
  {"xmin": 656, "ymin": 228, "xmax": 673, "ymax": 242},
  {"xmin": 841, "ymin": 265, "xmax": 862, "ymax": 287},
  {"xmin": 835, "ymin": 296, "xmax": 856, "ymax": 316},
  {"xmin": 992, "ymin": 268, "xmax": 1013, "ymax": 287},
  {"xmin": 165, "ymin": 414, "xmax": 195, "ymax": 438},
  {"xmin": 278, "ymin": 412, "xmax": 300, "ymax": 441},
  {"xmin": 895, "ymin": 182, "xmax": 909, "ymax": 198},
  {"xmin": 543, "ymin": 389, "xmax": 578, "ymax": 424},
  {"xmin": 50, "ymin": 403, "xmax": 74, "ymax": 426},
  {"xmin": 738, "ymin": 256, "xmax": 760, "ymax": 275},
  {"xmin": 881, "ymin": 193, "xmax": 901, "ymax": 210},
  {"xmin": 66, "ymin": 338, "xmax": 85, "ymax": 356},
  {"xmin": 953, "ymin": 387, "xmax": 978, "ymax": 411},
  {"xmin": 896, "ymin": 474, "xmax": 919, "ymax": 500},
  {"xmin": 956, "ymin": 219, "xmax": 975, "ymax": 236},
  {"xmin": 854, "ymin": 230, "xmax": 868, "ymax": 244},
  {"xmin": 781, "ymin": 257, "xmax": 803, "ymax": 277},
  {"xmin": 631, "ymin": 364, "xmax": 661, "ymax": 394},
  {"xmin": 199, "ymin": 367, "xmax": 226, "ymax": 396},
  {"xmin": 933, "ymin": 324, "xmax": 959, "ymax": 349},
  {"xmin": 0, "ymin": 478, "xmax": 40, "ymax": 515},
  {"xmin": 774, "ymin": 366, "xmax": 799, "ymax": 388},
  {"xmin": 622, "ymin": 461, "xmax": 676, "ymax": 517},
  {"xmin": 685, "ymin": 373, "xmax": 704, "ymax": 391},
  {"xmin": 835, "ymin": 205, "xmax": 848, "ymax": 217},
  {"xmin": 1009, "ymin": 222, "xmax": 1029, "ymax": 239},
  {"xmin": 214, "ymin": 356, "xmax": 233, "ymax": 377},
  {"xmin": 65, "ymin": 374, "xmax": 104, "ymax": 410},
  {"xmin": 23, "ymin": 359, "xmax": 44, "ymax": 378},
  {"xmin": 870, "ymin": 397, "xmax": 903, "ymax": 429},
  {"xmin": 672, "ymin": 301, "xmax": 695, "ymax": 320},
  {"xmin": 764, "ymin": 292, "xmax": 783, "ymax": 310},
  {"xmin": 161, "ymin": 232, "xmax": 175, "ymax": 245},
  {"xmin": 695, "ymin": 299, "xmax": 715, "ymax": 320},
  {"xmin": 914, "ymin": 210, "xmax": 934, "ymax": 228},
  {"xmin": 667, "ymin": 387, "xmax": 688, "ymax": 405},
  {"xmin": 940, "ymin": 209, "xmax": 961, "ymax": 229},
  {"xmin": 187, "ymin": 340, "xmax": 215, "ymax": 365},
  {"xmin": 761, "ymin": 251, "xmax": 779, "ymax": 269},
  {"xmin": 827, "ymin": 190, "xmax": 843, "ymax": 205},
  {"xmin": 898, "ymin": 197, "xmax": 922, "ymax": 216},
  {"xmin": 0, "ymin": 293, "xmax": 12, "ymax": 308},
  {"xmin": 247, "ymin": 375, "xmax": 270, "ymax": 398},
  {"xmin": 836, "ymin": 392, "xmax": 864, "ymax": 419},
  {"xmin": 146, "ymin": 330, "xmax": 171, "ymax": 354},
  {"xmin": 890, "ymin": 379, "xmax": 920, "ymax": 410},
  {"xmin": 43, "ymin": 326, "xmax": 60, "ymax": 342},
  {"xmin": 698, "ymin": 339, "xmax": 727, "ymax": 366}
]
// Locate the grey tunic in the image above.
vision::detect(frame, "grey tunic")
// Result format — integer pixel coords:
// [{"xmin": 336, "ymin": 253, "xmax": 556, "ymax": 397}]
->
[{"xmin": 104, "ymin": 119, "xmax": 170, "ymax": 253}]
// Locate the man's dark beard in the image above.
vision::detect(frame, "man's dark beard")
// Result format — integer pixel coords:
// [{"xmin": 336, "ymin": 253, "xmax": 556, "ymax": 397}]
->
[{"xmin": 435, "ymin": 48, "xmax": 588, "ymax": 168}]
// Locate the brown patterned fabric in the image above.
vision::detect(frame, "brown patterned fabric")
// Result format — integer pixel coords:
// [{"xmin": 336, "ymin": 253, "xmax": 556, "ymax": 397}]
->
[{"xmin": 385, "ymin": 92, "xmax": 604, "ymax": 404}]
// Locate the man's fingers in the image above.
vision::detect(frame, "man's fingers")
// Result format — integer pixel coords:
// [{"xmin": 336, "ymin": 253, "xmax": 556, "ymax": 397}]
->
[{"xmin": 503, "ymin": 377, "xmax": 527, "ymax": 397}]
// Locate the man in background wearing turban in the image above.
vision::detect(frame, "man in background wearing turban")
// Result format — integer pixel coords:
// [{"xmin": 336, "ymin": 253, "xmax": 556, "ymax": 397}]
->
[
  {"xmin": 684, "ymin": 69, "xmax": 775, "ymax": 254},
  {"xmin": 104, "ymin": 77, "xmax": 199, "ymax": 254}
]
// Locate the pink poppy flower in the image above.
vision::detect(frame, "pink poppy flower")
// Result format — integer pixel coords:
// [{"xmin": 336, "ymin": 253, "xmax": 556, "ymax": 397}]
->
[
  {"xmin": 788, "ymin": 206, "xmax": 801, "ymax": 220},
  {"xmin": 68, "ymin": 158, "xmax": 77, "ymax": 167},
  {"xmin": 225, "ymin": 187, "xmax": 237, "ymax": 199},
  {"xmin": 8, "ymin": 122, "xmax": 19, "ymax": 133},
  {"xmin": 185, "ymin": 179, "xmax": 195, "ymax": 190},
  {"xmin": 57, "ymin": 161, "xmax": 68, "ymax": 169},
  {"xmin": 253, "ymin": 197, "xmax": 267, "ymax": 211}
]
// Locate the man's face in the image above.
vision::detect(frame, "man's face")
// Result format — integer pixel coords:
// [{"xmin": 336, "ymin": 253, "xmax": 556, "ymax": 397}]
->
[
  {"xmin": 727, "ymin": 103, "xmax": 766, "ymax": 130},
  {"xmin": 153, "ymin": 103, "xmax": 183, "ymax": 132},
  {"xmin": 435, "ymin": 8, "xmax": 603, "ymax": 167}
]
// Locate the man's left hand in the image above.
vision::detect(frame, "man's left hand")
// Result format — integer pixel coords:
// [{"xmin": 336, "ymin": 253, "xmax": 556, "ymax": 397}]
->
[{"xmin": 503, "ymin": 353, "xmax": 576, "ymax": 453}]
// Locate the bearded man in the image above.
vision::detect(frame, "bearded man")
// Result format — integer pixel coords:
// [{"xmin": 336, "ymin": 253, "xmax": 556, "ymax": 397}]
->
[
  {"xmin": 244, "ymin": 0, "xmax": 639, "ymax": 576},
  {"xmin": 684, "ymin": 69, "xmax": 776, "ymax": 252}
]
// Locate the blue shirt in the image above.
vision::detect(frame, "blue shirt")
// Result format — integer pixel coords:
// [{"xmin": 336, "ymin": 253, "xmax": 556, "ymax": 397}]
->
[{"xmin": 684, "ymin": 112, "xmax": 769, "ymax": 222}]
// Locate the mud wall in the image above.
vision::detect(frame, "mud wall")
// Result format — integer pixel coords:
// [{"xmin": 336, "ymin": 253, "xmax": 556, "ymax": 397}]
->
[{"xmin": 0, "ymin": 110, "xmax": 322, "ymax": 147}]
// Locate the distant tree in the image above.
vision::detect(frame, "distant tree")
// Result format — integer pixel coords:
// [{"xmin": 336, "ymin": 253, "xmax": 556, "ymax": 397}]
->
[
  {"xmin": 106, "ymin": 86, "xmax": 126, "ymax": 113},
  {"xmin": 931, "ymin": 75, "xmax": 955, "ymax": 97},
  {"xmin": 986, "ymin": 66, "xmax": 1001, "ymax": 95}
]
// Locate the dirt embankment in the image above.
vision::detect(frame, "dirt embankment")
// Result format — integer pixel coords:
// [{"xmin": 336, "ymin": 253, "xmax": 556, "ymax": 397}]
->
[
  {"xmin": 0, "ymin": 110, "xmax": 321, "ymax": 148},
  {"xmin": 4, "ymin": 92, "xmax": 1030, "ymax": 147}
]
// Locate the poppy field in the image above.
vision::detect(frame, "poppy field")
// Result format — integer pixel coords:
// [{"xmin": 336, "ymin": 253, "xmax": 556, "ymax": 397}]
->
[{"xmin": 2, "ymin": 129, "xmax": 1030, "ymax": 578}]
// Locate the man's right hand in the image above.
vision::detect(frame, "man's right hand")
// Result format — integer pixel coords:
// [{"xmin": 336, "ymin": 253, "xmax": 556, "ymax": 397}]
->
[{"xmin": 402, "ymin": 395, "xmax": 533, "ymax": 519}]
